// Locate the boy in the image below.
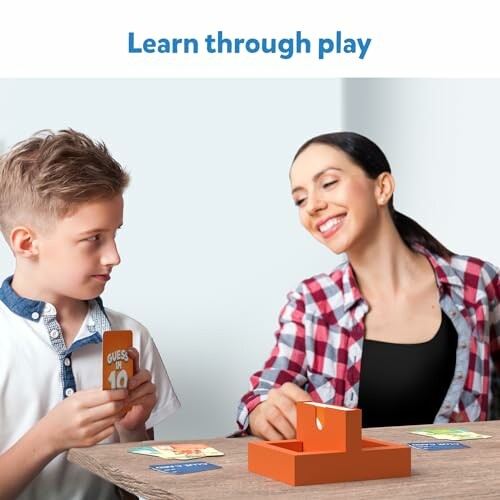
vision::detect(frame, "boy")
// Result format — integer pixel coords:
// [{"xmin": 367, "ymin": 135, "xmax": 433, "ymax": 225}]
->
[{"xmin": 0, "ymin": 129, "xmax": 180, "ymax": 499}]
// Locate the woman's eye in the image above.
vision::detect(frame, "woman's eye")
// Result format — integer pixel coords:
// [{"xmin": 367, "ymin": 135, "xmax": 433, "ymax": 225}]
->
[
  {"xmin": 86, "ymin": 235, "xmax": 99, "ymax": 242},
  {"xmin": 323, "ymin": 180, "xmax": 337, "ymax": 189},
  {"xmin": 294, "ymin": 198, "xmax": 306, "ymax": 207}
]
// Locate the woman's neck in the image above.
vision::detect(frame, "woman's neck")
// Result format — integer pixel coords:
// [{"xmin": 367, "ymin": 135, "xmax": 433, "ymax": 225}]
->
[{"xmin": 347, "ymin": 222, "xmax": 431, "ymax": 301}]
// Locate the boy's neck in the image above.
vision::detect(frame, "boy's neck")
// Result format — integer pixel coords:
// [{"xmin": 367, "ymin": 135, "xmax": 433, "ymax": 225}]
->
[{"xmin": 11, "ymin": 271, "xmax": 89, "ymax": 347}]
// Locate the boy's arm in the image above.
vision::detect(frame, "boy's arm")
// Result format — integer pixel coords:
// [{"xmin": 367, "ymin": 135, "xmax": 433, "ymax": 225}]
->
[
  {"xmin": 0, "ymin": 419, "xmax": 59, "ymax": 500},
  {"xmin": 0, "ymin": 389, "xmax": 126, "ymax": 500}
]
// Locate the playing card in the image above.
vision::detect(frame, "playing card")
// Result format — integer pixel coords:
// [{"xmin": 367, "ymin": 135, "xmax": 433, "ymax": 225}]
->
[
  {"xmin": 102, "ymin": 330, "xmax": 133, "ymax": 390},
  {"xmin": 409, "ymin": 428, "xmax": 491, "ymax": 441},
  {"xmin": 149, "ymin": 462, "xmax": 222, "ymax": 474},
  {"xmin": 408, "ymin": 441, "xmax": 470, "ymax": 450}
]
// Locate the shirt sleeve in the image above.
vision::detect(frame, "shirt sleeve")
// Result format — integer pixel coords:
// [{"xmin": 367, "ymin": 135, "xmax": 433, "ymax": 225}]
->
[
  {"xmin": 489, "ymin": 265, "xmax": 500, "ymax": 419},
  {"xmin": 137, "ymin": 330, "xmax": 181, "ymax": 430},
  {"xmin": 106, "ymin": 308, "xmax": 181, "ymax": 429},
  {"xmin": 236, "ymin": 289, "xmax": 309, "ymax": 430}
]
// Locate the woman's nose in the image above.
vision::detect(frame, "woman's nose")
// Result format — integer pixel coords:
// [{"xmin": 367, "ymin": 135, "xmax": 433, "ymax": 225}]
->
[{"xmin": 306, "ymin": 193, "xmax": 327, "ymax": 215}]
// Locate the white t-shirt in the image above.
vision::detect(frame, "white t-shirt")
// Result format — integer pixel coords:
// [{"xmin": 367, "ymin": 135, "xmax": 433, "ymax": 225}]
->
[{"xmin": 0, "ymin": 281, "xmax": 180, "ymax": 500}]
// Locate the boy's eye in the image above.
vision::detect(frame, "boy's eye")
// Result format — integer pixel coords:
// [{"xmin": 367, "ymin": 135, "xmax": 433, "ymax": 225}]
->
[
  {"xmin": 86, "ymin": 235, "xmax": 100, "ymax": 242},
  {"xmin": 294, "ymin": 197, "xmax": 306, "ymax": 207}
]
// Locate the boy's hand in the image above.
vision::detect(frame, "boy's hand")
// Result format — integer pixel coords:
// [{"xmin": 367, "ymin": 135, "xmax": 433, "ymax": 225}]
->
[
  {"xmin": 41, "ymin": 388, "xmax": 127, "ymax": 454},
  {"xmin": 115, "ymin": 348, "xmax": 157, "ymax": 440},
  {"xmin": 248, "ymin": 382, "xmax": 312, "ymax": 440}
]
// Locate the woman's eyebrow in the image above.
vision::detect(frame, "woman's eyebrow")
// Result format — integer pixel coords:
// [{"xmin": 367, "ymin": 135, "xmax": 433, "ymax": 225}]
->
[{"xmin": 291, "ymin": 166, "xmax": 342, "ymax": 194}]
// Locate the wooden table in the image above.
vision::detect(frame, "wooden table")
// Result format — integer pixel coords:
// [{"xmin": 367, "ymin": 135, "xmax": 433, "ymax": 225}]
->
[{"xmin": 68, "ymin": 420, "xmax": 500, "ymax": 499}]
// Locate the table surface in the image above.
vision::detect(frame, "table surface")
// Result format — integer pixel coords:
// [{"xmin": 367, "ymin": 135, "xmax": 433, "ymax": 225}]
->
[{"xmin": 68, "ymin": 420, "xmax": 500, "ymax": 499}]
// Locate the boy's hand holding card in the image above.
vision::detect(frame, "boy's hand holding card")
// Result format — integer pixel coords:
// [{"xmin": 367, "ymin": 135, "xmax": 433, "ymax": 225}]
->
[{"xmin": 102, "ymin": 334, "xmax": 157, "ymax": 437}]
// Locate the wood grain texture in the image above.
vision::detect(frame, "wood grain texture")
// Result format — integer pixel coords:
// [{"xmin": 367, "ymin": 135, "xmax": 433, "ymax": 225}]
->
[{"xmin": 68, "ymin": 420, "xmax": 500, "ymax": 499}]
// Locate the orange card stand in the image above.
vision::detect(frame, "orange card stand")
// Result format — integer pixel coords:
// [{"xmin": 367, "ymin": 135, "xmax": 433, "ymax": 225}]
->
[
  {"xmin": 102, "ymin": 330, "xmax": 133, "ymax": 390},
  {"xmin": 248, "ymin": 402, "xmax": 411, "ymax": 486}
]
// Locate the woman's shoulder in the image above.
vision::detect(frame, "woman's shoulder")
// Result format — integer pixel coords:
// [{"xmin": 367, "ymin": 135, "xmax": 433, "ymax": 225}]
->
[
  {"xmin": 447, "ymin": 252, "xmax": 499, "ymax": 279},
  {"xmin": 297, "ymin": 260, "xmax": 350, "ymax": 289},
  {"xmin": 423, "ymin": 247, "xmax": 500, "ymax": 292},
  {"xmin": 290, "ymin": 260, "xmax": 355, "ymax": 314}
]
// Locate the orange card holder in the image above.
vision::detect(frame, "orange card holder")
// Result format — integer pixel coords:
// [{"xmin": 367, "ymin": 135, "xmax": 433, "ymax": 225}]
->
[{"xmin": 248, "ymin": 402, "xmax": 411, "ymax": 486}]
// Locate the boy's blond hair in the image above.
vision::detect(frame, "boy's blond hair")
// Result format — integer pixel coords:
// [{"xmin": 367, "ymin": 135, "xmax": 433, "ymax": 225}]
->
[{"xmin": 0, "ymin": 129, "xmax": 129, "ymax": 239}]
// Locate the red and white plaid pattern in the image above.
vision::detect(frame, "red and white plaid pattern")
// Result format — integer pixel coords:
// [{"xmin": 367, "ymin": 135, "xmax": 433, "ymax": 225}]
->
[{"xmin": 237, "ymin": 245, "xmax": 500, "ymax": 429}]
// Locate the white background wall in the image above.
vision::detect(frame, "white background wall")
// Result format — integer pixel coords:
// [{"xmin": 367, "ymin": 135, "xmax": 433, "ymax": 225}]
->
[
  {"xmin": 0, "ymin": 79, "xmax": 343, "ymax": 439},
  {"xmin": 1, "ymin": 79, "xmax": 499, "ymax": 439},
  {"xmin": 342, "ymin": 79, "xmax": 500, "ymax": 265}
]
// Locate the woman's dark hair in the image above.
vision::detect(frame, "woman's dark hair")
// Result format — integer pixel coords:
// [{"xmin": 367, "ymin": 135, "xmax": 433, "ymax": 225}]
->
[{"xmin": 294, "ymin": 132, "xmax": 453, "ymax": 258}]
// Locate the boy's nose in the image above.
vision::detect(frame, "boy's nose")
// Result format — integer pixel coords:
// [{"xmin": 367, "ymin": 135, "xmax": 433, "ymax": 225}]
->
[{"xmin": 102, "ymin": 240, "xmax": 121, "ymax": 267}]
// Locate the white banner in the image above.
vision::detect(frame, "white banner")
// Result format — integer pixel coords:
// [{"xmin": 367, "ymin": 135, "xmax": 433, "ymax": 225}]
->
[{"xmin": 0, "ymin": 0, "xmax": 498, "ymax": 77}]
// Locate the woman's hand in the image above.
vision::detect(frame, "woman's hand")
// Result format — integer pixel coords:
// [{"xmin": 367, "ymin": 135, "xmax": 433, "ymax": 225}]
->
[{"xmin": 248, "ymin": 382, "xmax": 312, "ymax": 440}]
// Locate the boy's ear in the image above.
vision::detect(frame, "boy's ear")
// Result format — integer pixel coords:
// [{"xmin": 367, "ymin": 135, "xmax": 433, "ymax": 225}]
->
[{"xmin": 10, "ymin": 226, "xmax": 40, "ymax": 258}]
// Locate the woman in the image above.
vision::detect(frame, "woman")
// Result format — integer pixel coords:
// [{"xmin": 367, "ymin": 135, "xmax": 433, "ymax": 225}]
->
[{"xmin": 237, "ymin": 132, "xmax": 499, "ymax": 440}]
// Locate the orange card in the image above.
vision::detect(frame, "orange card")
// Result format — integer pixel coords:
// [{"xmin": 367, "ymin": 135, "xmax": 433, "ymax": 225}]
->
[{"xmin": 102, "ymin": 330, "xmax": 134, "ymax": 390}]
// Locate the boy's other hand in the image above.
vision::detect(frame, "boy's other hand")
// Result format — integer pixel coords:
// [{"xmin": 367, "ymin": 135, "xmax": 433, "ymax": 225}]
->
[
  {"xmin": 115, "ymin": 347, "xmax": 157, "ymax": 436},
  {"xmin": 248, "ymin": 382, "xmax": 312, "ymax": 441},
  {"xmin": 41, "ymin": 388, "xmax": 127, "ymax": 454}
]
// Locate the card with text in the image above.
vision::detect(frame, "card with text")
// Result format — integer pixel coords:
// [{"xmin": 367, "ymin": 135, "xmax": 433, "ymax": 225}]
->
[
  {"xmin": 128, "ymin": 443, "xmax": 225, "ymax": 460},
  {"xmin": 408, "ymin": 441, "xmax": 470, "ymax": 451},
  {"xmin": 149, "ymin": 462, "xmax": 222, "ymax": 475},
  {"xmin": 102, "ymin": 330, "xmax": 133, "ymax": 390},
  {"xmin": 128, "ymin": 446, "xmax": 161, "ymax": 457},
  {"xmin": 409, "ymin": 428, "xmax": 491, "ymax": 441},
  {"xmin": 152, "ymin": 443, "xmax": 224, "ymax": 460}
]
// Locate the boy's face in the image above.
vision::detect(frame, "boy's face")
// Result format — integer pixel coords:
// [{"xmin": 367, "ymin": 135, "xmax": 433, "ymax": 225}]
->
[{"xmin": 34, "ymin": 195, "xmax": 124, "ymax": 302}]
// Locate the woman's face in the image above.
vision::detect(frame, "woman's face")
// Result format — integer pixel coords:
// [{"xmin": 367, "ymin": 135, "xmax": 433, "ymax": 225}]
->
[{"xmin": 290, "ymin": 143, "xmax": 381, "ymax": 255}]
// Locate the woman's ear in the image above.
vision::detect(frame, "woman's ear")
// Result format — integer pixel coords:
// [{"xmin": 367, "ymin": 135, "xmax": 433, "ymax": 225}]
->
[
  {"xmin": 374, "ymin": 172, "xmax": 395, "ymax": 206},
  {"xmin": 10, "ymin": 226, "xmax": 40, "ymax": 258}
]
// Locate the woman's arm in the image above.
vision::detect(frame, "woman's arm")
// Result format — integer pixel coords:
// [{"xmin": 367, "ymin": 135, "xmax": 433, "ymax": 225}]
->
[
  {"xmin": 236, "ymin": 289, "xmax": 311, "ymax": 436},
  {"xmin": 490, "ymin": 268, "xmax": 500, "ymax": 419}
]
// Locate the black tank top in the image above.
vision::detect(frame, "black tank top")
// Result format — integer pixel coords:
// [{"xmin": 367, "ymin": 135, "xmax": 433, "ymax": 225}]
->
[{"xmin": 357, "ymin": 311, "xmax": 457, "ymax": 428}]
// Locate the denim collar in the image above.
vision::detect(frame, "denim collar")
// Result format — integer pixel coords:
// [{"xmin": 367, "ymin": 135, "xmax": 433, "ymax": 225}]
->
[{"xmin": 0, "ymin": 276, "xmax": 104, "ymax": 322}]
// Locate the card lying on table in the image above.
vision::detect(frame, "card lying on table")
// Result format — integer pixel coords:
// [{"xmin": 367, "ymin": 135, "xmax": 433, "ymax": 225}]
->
[
  {"xmin": 128, "ymin": 443, "xmax": 225, "ymax": 460},
  {"xmin": 149, "ymin": 462, "xmax": 222, "ymax": 475},
  {"xmin": 408, "ymin": 441, "xmax": 470, "ymax": 451},
  {"xmin": 409, "ymin": 428, "xmax": 491, "ymax": 441}
]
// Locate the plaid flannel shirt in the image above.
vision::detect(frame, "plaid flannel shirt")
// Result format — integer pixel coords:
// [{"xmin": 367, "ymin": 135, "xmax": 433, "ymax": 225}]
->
[{"xmin": 237, "ymin": 245, "xmax": 500, "ymax": 429}]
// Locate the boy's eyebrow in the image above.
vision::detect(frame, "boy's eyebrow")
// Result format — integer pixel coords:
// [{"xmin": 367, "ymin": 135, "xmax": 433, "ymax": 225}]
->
[
  {"xmin": 77, "ymin": 224, "xmax": 123, "ymax": 236},
  {"xmin": 291, "ymin": 166, "xmax": 342, "ymax": 195}
]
